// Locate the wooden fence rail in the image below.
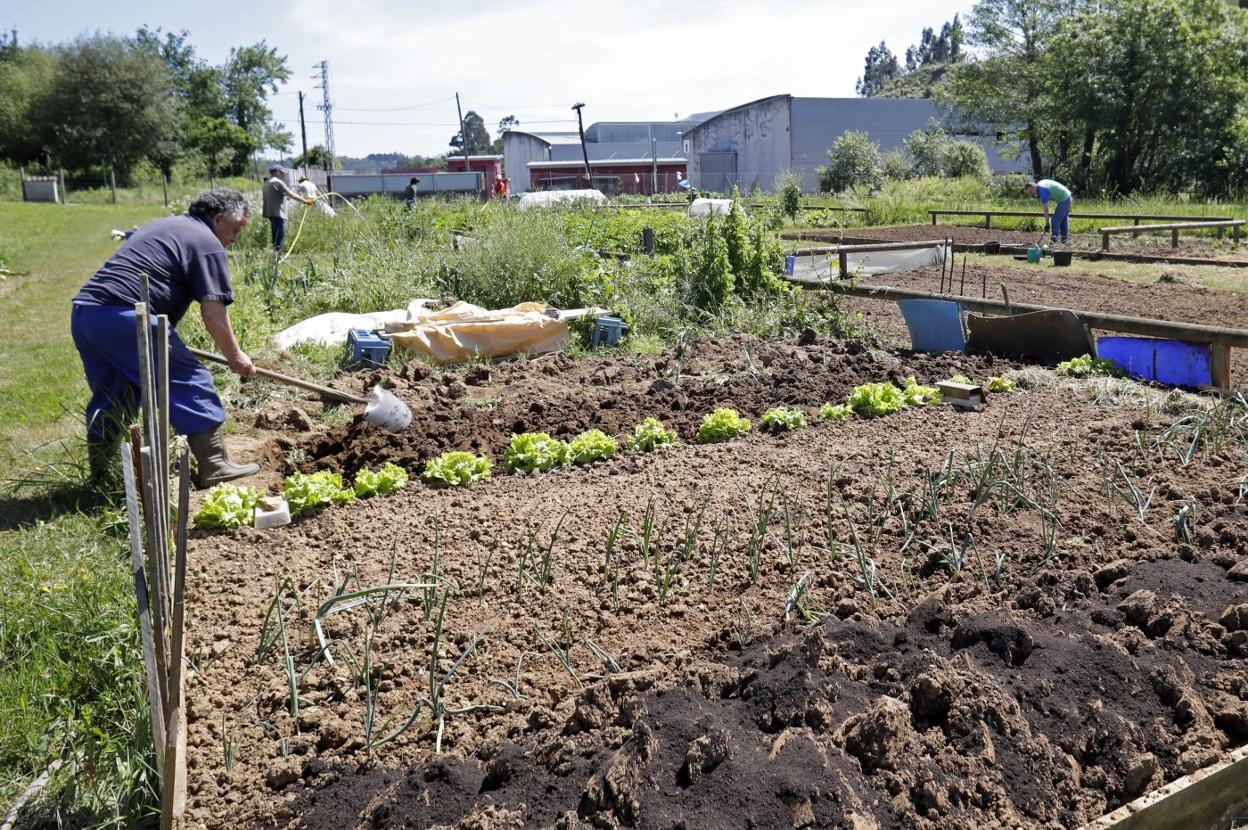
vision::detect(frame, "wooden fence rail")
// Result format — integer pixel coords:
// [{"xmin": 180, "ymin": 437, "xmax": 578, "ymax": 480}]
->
[
  {"xmin": 1099, "ymin": 220, "xmax": 1244, "ymax": 250},
  {"xmin": 930, "ymin": 208, "xmax": 1237, "ymax": 230}
]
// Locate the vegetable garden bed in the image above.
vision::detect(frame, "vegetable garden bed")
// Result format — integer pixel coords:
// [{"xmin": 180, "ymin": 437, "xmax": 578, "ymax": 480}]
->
[{"xmin": 179, "ymin": 334, "xmax": 1248, "ymax": 829}]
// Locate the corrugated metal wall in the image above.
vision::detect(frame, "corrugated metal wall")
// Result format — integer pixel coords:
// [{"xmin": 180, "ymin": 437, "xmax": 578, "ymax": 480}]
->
[
  {"xmin": 687, "ymin": 95, "xmax": 792, "ymax": 193},
  {"xmin": 791, "ymin": 98, "xmax": 939, "ymax": 191}
]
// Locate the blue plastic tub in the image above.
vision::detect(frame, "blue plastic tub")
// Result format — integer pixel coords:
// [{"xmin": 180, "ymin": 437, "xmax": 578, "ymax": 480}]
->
[
  {"xmin": 1096, "ymin": 336, "xmax": 1211, "ymax": 387},
  {"xmin": 346, "ymin": 328, "xmax": 391, "ymax": 368},
  {"xmin": 591, "ymin": 316, "xmax": 629, "ymax": 348}
]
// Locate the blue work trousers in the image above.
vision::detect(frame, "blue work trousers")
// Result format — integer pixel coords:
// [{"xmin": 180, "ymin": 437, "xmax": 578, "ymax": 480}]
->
[
  {"xmin": 1051, "ymin": 199, "xmax": 1071, "ymax": 243},
  {"xmin": 268, "ymin": 216, "xmax": 286, "ymax": 251},
  {"xmin": 71, "ymin": 303, "xmax": 225, "ymax": 440}
]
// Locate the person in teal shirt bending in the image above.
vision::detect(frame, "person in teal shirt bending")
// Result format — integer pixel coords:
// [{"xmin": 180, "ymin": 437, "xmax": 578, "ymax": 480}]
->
[{"xmin": 1025, "ymin": 179, "xmax": 1072, "ymax": 244}]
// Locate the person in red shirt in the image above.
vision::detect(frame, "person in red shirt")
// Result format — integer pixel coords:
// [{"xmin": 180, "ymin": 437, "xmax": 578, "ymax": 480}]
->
[{"xmin": 493, "ymin": 174, "xmax": 510, "ymax": 200}]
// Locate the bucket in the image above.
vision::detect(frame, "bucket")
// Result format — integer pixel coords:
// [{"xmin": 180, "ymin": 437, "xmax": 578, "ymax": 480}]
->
[
  {"xmin": 1052, "ymin": 250, "xmax": 1073, "ymax": 267},
  {"xmin": 1026, "ymin": 244, "xmax": 1042, "ymax": 264},
  {"xmin": 982, "ymin": 241, "xmax": 1000, "ymax": 255},
  {"xmin": 364, "ymin": 385, "xmax": 413, "ymax": 432}
]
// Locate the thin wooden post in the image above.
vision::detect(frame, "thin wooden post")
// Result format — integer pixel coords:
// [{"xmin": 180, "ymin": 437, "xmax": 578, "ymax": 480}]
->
[
  {"xmin": 1210, "ymin": 344, "xmax": 1232, "ymax": 389},
  {"xmin": 1171, "ymin": 228, "xmax": 1179, "ymax": 248},
  {"xmin": 1235, "ymin": 225, "xmax": 1241, "ymax": 246},
  {"xmin": 109, "ymin": 170, "xmax": 117, "ymax": 204},
  {"xmin": 1102, "ymin": 231, "xmax": 1110, "ymax": 251},
  {"xmin": 57, "ymin": 169, "xmax": 66, "ymax": 204},
  {"xmin": 17, "ymin": 165, "xmax": 24, "ymax": 201},
  {"xmin": 985, "ymin": 212, "xmax": 991, "ymax": 229},
  {"xmin": 930, "ymin": 211, "xmax": 937, "ymax": 225},
  {"xmin": 642, "ymin": 227, "xmax": 654, "ymax": 255},
  {"xmin": 162, "ymin": 174, "xmax": 169, "ymax": 208},
  {"xmin": 838, "ymin": 250, "xmax": 848, "ymax": 279}
]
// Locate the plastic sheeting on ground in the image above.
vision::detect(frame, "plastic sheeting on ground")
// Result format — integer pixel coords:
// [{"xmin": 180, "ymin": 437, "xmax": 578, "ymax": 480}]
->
[
  {"xmin": 384, "ymin": 301, "xmax": 570, "ymax": 364},
  {"xmin": 518, "ymin": 190, "xmax": 607, "ymax": 210},
  {"xmin": 687, "ymin": 198, "xmax": 737, "ymax": 217},
  {"xmin": 273, "ymin": 300, "xmax": 439, "ymax": 349},
  {"xmin": 789, "ymin": 244, "xmax": 947, "ymax": 281}
]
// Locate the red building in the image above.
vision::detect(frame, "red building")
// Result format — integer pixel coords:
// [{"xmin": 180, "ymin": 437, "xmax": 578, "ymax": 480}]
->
[
  {"xmin": 446, "ymin": 155, "xmax": 503, "ymax": 194},
  {"xmin": 526, "ymin": 159, "xmax": 687, "ymax": 195}
]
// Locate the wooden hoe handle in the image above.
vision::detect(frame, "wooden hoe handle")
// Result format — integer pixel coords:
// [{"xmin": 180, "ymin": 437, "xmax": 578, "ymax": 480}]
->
[{"xmin": 188, "ymin": 347, "xmax": 369, "ymax": 405}]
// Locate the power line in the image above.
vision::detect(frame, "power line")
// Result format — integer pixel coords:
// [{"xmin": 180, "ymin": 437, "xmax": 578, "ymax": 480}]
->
[{"xmin": 336, "ymin": 95, "xmax": 456, "ymax": 112}]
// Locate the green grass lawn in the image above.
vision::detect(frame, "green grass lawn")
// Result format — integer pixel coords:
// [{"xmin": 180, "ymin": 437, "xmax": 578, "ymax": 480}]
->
[{"xmin": 0, "ymin": 202, "xmax": 170, "ymax": 824}]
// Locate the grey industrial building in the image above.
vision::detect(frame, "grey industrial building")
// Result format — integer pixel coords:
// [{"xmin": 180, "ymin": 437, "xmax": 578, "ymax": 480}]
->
[{"xmin": 685, "ymin": 94, "xmax": 1029, "ymax": 193}]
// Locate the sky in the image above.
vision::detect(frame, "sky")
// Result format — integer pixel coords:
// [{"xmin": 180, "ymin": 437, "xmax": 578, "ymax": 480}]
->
[{"xmin": 8, "ymin": 0, "xmax": 975, "ymax": 159}]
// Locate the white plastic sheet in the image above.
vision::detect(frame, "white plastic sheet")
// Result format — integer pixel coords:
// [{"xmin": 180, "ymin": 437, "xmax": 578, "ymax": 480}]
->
[
  {"xmin": 687, "ymin": 198, "xmax": 738, "ymax": 217},
  {"xmin": 518, "ymin": 190, "xmax": 607, "ymax": 210},
  {"xmin": 789, "ymin": 244, "xmax": 946, "ymax": 281}
]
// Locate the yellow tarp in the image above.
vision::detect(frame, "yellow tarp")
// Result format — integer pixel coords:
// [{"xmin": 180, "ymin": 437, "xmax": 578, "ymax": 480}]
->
[{"xmin": 384, "ymin": 301, "xmax": 569, "ymax": 365}]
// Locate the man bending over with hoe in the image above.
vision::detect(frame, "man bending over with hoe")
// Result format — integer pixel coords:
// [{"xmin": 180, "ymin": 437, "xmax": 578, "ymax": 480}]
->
[
  {"xmin": 1025, "ymin": 178, "xmax": 1073, "ymax": 245},
  {"xmin": 72, "ymin": 188, "xmax": 260, "ymax": 489}
]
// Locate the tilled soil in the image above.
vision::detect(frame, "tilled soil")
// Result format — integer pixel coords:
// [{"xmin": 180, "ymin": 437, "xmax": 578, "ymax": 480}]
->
[
  {"xmin": 819, "ymin": 262, "xmax": 1248, "ymax": 389},
  {"xmin": 791, "ymin": 223, "xmax": 1248, "ymax": 263},
  {"xmin": 183, "ymin": 335, "xmax": 1248, "ymax": 830}
]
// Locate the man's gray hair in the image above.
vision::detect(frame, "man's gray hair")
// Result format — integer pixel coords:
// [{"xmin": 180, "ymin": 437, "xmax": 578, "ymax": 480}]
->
[{"xmin": 188, "ymin": 188, "xmax": 250, "ymax": 222}]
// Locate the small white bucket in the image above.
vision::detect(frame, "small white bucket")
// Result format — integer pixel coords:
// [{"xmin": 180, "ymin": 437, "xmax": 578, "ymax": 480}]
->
[{"xmin": 364, "ymin": 385, "xmax": 413, "ymax": 432}]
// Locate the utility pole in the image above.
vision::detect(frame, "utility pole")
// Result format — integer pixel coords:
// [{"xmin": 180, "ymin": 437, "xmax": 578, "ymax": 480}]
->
[
  {"xmin": 313, "ymin": 61, "xmax": 335, "ymax": 172},
  {"xmin": 651, "ymin": 137, "xmax": 658, "ymax": 195},
  {"xmin": 455, "ymin": 93, "xmax": 473, "ymax": 191},
  {"xmin": 572, "ymin": 102, "xmax": 592, "ymax": 190},
  {"xmin": 298, "ymin": 91, "xmax": 309, "ymax": 176}
]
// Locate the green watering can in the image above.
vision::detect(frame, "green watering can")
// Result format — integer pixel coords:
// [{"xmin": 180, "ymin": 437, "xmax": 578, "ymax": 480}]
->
[{"xmin": 1026, "ymin": 243, "xmax": 1043, "ymax": 263}]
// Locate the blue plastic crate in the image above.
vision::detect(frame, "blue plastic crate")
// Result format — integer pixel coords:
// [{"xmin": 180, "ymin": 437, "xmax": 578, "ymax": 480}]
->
[
  {"xmin": 346, "ymin": 328, "xmax": 391, "ymax": 368},
  {"xmin": 591, "ymin": 316, "xmax": 629, "ymax": 349}
]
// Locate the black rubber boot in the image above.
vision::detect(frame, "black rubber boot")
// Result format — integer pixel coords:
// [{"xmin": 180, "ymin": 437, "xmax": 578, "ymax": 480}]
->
[{"xmin": 187, "ymin": 427, "xmax": 260, "ymax": 489}]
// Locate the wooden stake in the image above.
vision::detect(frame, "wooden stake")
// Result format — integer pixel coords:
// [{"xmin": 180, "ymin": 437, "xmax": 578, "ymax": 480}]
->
[
  {"xmin": 960, "ymin": 255, "xmax": 967, "ymax": 295},
  {"xmin": 120, "ymin": 443, "xmax": 165, "ymax": 773}
]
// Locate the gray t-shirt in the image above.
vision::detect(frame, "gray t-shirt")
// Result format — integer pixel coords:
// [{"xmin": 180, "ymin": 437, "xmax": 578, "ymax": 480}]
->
[
  {"xmin": 262, "ymin": 176, "xmax": 298, "ymax": 219},
  {"xmin": 73, "ymin": 215, "xmax": 234, "ymax": 325}
]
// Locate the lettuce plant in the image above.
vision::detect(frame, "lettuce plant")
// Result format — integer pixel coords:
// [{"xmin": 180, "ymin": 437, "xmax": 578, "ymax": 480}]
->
[
  {"xmin": 818, "ymin": 403, "xmax": 853, "ymax": 422},
  {"xmin": 504, "ymin": 432, "xmax": 570, "ymax": 473},
  {"xmin": 760, "ymin": 405, "xmax": 807, "ymax": 433},
  {"xmin": 697, "ymin": 408, "xmax": 751, "ymax": 443},
  {"xmin": 1057, "ymin": 354, "xmax": 1120, "ymax": 377},
  {"xmin": 948, "ymin": 374, "xmax": 972, "ymax": 384},
  {"xmin": 986, "ymin": 376, "xmax": 1018, "ymax": 392},
  {"xmin": 900, "ymin": 377, "xmax": 942, "ymax": 407},
  {"xmin": 194, "ymin": 483, "xmax": 262, "ymax": 529},
  {"xmin": 355, "ymin": 462, "xmax": 411, "ymax": 497},
  {"xmin": 847, "ymin": 382, "xmax": 906, "ymax": 417},
  {"xmin": 422, "ymin": 453, "xmax": 490, "ymax": 487},
  {"xmin": 569, "ymin": 429, "xmax": 619, "ymax": 465},
  {"xmin": 284, "ymin": 471, "xmax": 355, "ymax": 517},
  {"xmin": 625, "ymin": 417, "xmax": 678, "ymax": 452}
]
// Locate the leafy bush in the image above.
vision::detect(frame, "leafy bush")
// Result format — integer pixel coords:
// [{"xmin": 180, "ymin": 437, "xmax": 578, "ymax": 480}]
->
[
  {"xmin": 194, "ymin": 483, "xmax": 262, "ymax": 529},
  {"xmin": 945, "ymin": 141, "xmax": 991, "ymax": 181},
  {"xmin": 900, "ymin": 377, "xmax": 943, "ymax": 406},
  {"xmin": 760, "ymin": 406, "xmax": 807, "ymax": 433},
  {"xmin": 284, "ymin": 471, "xmax": 355, "ymax": 518},
  {"xmin": 504, "ymin": 432, "xmax": 571, "ymax": 473},
  {"xmin": 988, "ymin": 173, "xmax": 1029, "ymax": 200},
  {"xmin": 818, "ymin": 403, "xmax": 853, "ymax": 422},
  {"xmin": 986, "ymin": 375, "xmax": 1018, "ymax": 392},
  {"xmin": 817, "ymin": 130, "xmax": 884, "ymax": 194},
  {"xmin": 848, "ymin": 382, "xmax": 906, "ymax": 416},
  {"xmin": 903, "ymin": 119, "xmax": 950, "ymax": 178},
  {"xmin": 682, "ymin": 213, "xmax": 735, "ymax": 313},
  {"xmin": 569, "ymin": 429, "xmax": 619, "ymax": 465},
  {"xmin": 696, "ymin": 408, "xmax": 752, "ymax": 443},
  {"xmin": 626, "ymin": 417, "xmax": 678, "ymax": 452},
  {"xmin": 774, "ymin": 168, "xmax": 803, "ymax": 222},
  {"xmin": 881, "ymin": 150, "xmax": 914, "ymax": 181},
  {"xmin": 1057, "ymin": 354, "xmax": 1121, "ymax": 377},
  {"xmin": 422, "ymin": 452, "xmax": 491, "ymax": 487},
  {"xmin": 354, "ymin": 462, "xmax": 410, "ymax": 497}
]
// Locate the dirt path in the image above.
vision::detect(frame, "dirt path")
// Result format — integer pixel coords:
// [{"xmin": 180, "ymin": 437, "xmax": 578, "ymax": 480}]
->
[{"xmin": 181, "ymin": 336, "xmax": 1248, "ymax": 829}]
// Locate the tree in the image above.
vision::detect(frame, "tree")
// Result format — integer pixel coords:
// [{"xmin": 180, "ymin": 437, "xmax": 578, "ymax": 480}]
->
[
  {"xmin": 945, "ymin": 0, "xmax": 1067, "ymax": 178},
  {"xmin": 292, "ymin": 145, "xmax": 337, "ymax": 171},
  {"xmin": 450, "ymin": 110, "xmax": 491, "ymax": 155},
  {"xmin": 0, "ymin": 41, "xmax": 56, "ymax": 165},
  {"xmin": 816, "ymin": 131, "xmax": 884, "ymax": 193},
  {"xmin": 1046, "ymin": 0, "xmax": 1248, "ymax": 195},
  {"xmin": 35, "ymin": 34, "xmax": 182, "ymax": 178},
  {"xmin": 856, "ymin": 41, "xmax": 901, "ymax": 97},
  {"xmin": 187, "ymin": 116, "xmax": 253, "ymax": 179},
  {"xmin": 498, "ymin": 114, "xmax": 519, "ymax": 134},
  {"xmin": 222, "ymin": 42, "xmax": 291, "ymax": 170}
]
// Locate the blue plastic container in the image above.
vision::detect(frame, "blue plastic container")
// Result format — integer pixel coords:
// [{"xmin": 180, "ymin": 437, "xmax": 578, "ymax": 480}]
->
[
  {"xmin": 591, "ymin": 316, "xmax": 629, "ymax": 349},
  {"xmin": 785, "ymin": 255, "xmax": 797, "ymax": 276},
  {"xmin": 1096, "ymin": 336, "xmax": 1211, "ymax": 387},
  {"xmin": 346, "ymin": 328, "xmax": 391, "ymax": 368}
]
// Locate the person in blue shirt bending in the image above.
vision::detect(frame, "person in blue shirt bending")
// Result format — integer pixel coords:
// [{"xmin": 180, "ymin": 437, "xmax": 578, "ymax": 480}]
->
[
  {"xmin": 1025, "ymin": 179, "xmax": 1073, "ymax": 245},
  {"xmin": 72, "ymin": 188, "xmax": 261, "ymax": 489}
]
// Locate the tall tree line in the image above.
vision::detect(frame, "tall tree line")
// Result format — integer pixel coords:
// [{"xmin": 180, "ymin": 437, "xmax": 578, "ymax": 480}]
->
[
  {"xmin": 0, "ymin": 27, "xmax": 290, "ymax": 181},
  {"xmin": 945, "ymin": 0, "xmax": 1248, "ymax": 196},
  {"xmin": 856, "ymin": 18, "xmax": 964, "ymax": 97}
]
